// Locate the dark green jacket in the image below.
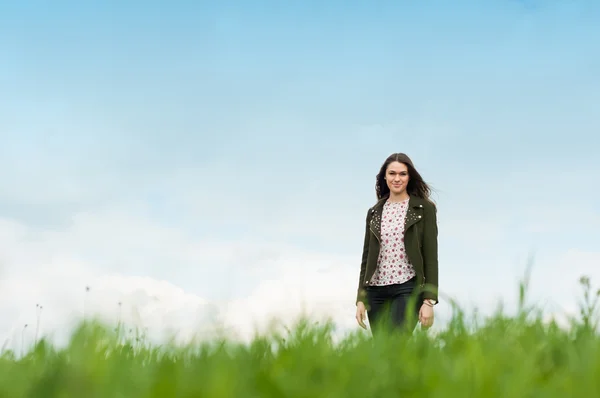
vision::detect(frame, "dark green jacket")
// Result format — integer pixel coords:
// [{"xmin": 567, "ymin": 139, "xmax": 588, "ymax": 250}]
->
[{"xmin": 356, "ymin": 195, "xmax": 439, "ymax": 305}]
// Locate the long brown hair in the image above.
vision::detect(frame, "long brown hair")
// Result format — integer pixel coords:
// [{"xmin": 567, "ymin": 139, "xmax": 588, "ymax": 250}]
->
[{"xmin": 375, "ymin": 153, "xmax": 434, "ymax": 203}]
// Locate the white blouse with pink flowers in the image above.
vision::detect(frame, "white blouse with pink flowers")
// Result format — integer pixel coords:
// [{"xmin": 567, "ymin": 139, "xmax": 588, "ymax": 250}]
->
[{"xmin": 369, "ymin": 198, "xmax": 416, "ymax": 286}]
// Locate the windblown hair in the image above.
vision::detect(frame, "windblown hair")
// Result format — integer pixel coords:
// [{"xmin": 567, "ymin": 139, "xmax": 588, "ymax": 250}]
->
[{"xmin": 375, "ymin": 153, "xmax": 434, "ymax": 203}]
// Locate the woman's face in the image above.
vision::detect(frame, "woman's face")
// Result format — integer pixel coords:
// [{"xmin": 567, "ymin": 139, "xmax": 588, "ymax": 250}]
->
[{"xmin": 385, "ymin": 161, "xmax": 410, "ymax": 195}]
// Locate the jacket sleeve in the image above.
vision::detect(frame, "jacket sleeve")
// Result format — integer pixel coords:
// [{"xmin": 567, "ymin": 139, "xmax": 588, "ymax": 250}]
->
[
  {"xmin": 356, "ymin": 209, "xmax": 371, "ymax": 305},
  {"xmin": 421, "ymin": 202, "xmax": 439, "ymax": 302}
]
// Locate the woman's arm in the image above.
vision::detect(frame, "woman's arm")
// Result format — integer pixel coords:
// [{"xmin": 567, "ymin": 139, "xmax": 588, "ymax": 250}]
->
[
  {"xmin": 421, "ymin": 202, "xmax": 439, "ymax": 302},
  {"xmin": 356, "ymin": 209, "xmax": 371, "ymax": 305}
]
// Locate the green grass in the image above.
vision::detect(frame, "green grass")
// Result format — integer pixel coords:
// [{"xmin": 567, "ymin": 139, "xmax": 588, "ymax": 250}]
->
[{"xmin": 1, "ymin": 275, "xmax": 599, "ymax": 398}]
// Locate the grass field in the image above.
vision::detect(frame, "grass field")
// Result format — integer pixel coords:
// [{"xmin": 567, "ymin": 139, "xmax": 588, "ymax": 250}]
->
[{"xmin": 1, "ymin": 275, "xmax": 599, "ymax": 397}]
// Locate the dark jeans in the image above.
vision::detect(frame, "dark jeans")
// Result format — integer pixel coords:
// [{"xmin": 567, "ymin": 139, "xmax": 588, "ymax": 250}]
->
[{"xmin": 366, "ymin": 277, "xmax": 421, "ymax": 336}]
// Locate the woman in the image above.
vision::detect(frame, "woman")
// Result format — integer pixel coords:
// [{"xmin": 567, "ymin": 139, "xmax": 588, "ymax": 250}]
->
[{"xmin": 355, "ymin": 153, "xmax": 439, "ymax": 336}]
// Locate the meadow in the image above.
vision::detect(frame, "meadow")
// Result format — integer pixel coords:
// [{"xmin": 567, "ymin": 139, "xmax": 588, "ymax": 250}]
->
[{"xmin": 1, "ymin": 274, "xmax": 599, "ymax": 398}]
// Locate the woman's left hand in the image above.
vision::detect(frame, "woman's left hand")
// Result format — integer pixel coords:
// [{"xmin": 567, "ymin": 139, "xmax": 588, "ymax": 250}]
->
[{"xmin": 419, "ymin": 303, "xmax": 434, "ymax": 328}]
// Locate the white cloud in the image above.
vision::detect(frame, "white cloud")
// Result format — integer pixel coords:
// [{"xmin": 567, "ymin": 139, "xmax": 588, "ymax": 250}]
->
[
  {"xmin": 527, "ymin": 249, "xmax": 600, "ymax": 312},
  {"xmin": 0, "ymin": 210, "xmax": 365, "ymax": 353}
]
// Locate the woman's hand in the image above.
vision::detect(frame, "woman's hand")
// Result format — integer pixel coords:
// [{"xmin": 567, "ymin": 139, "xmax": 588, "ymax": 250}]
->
[
  {"xmin": 419, "ymin": 302, "xmax": 434, "ymax": 328},
  {"xmin": 356, "ymin": 302, "xmax": 367, "ymax": 329}
]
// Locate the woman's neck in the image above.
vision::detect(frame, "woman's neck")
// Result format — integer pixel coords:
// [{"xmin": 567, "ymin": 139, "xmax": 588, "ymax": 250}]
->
[{"xmin": 388, "ymin": 192, "xmax": 409, "ymax": 202}]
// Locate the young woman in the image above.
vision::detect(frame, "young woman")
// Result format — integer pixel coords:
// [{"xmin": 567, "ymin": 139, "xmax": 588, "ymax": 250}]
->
[{"xmin": 355, "ymin": 153, "xmax": 439, "ymax": 336}]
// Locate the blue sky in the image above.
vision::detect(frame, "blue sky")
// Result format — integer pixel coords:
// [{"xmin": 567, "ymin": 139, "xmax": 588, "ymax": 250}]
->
[{"xmin": 1, "ymin": 0, "xmax": 599, "ymax": 348}]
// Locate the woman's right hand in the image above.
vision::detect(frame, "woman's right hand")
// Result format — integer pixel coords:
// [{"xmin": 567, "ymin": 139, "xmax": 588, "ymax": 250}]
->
[{"xmin": 356, "ymin": 301, "xmax": 367, "ymax": 329}]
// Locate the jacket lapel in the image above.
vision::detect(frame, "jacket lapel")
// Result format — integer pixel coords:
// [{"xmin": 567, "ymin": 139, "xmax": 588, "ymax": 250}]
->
[
  {"xmin": 368, "ymin": 197, "xmax": 387, "ymax": 243},
  {"xmin": 404, "ymin": 196, "xmax": 425, "ymax": 232}
]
